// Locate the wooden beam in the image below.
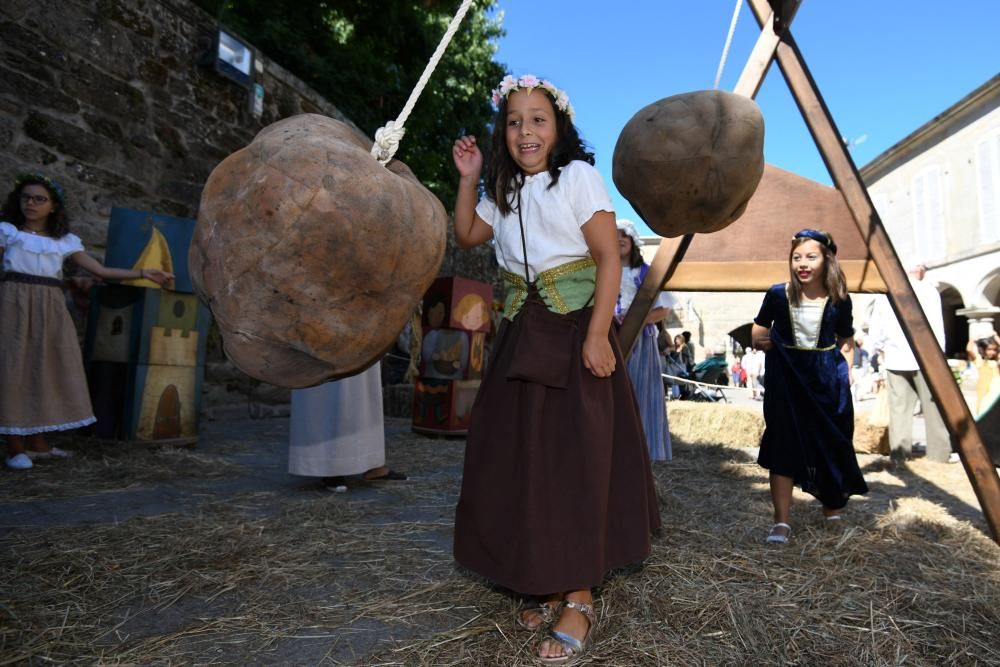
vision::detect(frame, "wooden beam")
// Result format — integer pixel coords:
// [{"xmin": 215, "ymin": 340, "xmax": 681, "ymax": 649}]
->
[
  {"xmin": 744, "ymin": 0, "xmax": 1000, "ymax": 542},
  {"xmin": 734, "ymin": 1, "xmax": 801, "ymax": 98},
  {"xmin": 618, "ymin": 3, "xmax": 796, "ymax": 356}
]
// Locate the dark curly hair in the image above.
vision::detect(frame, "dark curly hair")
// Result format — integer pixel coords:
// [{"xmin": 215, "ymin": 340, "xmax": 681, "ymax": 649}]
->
[
  {"xmin": 483, "ymin": 88, "xmax": 595, "ymax": 216},
  {"xmin": 1, "ymin": 174, "xmax": 70, "ymax": 238}
]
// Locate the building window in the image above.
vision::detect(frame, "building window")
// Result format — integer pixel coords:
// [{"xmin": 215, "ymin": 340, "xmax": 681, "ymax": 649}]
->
[
  {"xmin": 975, "ymin": 129, "xmax": 1000, "ymax": 243},
  {"xmin": 870, "ymin": 191, "xmax": 912, "ymax": 262},
  {"xmin": 911, "ymin": 165, "xmax": 946, "ymax": 261}
]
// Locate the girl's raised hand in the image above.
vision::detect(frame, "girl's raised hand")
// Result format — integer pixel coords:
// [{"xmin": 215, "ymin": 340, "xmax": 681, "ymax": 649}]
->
[
  {"xmin": 582, "ymin": 333, "xmax": 616, "ymax": 378},
  {"xmin": 452, "ymin": 136, "xmax": 482, "ymax": 179}
]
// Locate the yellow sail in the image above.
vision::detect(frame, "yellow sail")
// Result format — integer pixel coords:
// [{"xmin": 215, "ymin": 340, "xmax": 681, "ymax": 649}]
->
[{"xmin": 126, "ymin": 226, "xmax": 174, "ymax": 289}]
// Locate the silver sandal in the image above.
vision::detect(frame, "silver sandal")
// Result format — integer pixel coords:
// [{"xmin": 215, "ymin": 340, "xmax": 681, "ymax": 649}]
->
[
  {"xmin": 537, "ymin": 600, "xmax": 597, "ymax": 664},
  {"xmin": 766, "ymin": 522, "xmax": 792, "ymax": 544},
  {"xmin": 516, "ymin": 599, "xmax": 559, "ymax": 632}
]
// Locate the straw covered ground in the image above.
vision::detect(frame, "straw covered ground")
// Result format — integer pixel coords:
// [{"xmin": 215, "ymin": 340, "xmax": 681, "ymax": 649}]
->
[{"xmin": 1, "ymin": 409, "xmax": 998, "ymax": 665}]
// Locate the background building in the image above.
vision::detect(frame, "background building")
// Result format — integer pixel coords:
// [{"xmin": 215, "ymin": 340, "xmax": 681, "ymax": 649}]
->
[
  {"xmin": 642, "ymin": 74, "xmax": 1000, "ymax": 363},
  {"xmin": 863, "ymin": 73, "xmax": 1000, "ymax": 354}
]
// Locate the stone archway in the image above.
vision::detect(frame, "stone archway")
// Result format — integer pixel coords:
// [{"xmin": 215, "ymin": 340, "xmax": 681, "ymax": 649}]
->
[
  {"xmin": 938, "ymin": 282, "xmax": 967, "ymax": 358},
  {"xmin": 959, "ymin": 269, "xmax": 1000, "ymax": 343},
  {"xmin": 980, "ymin": 270, "xmax": 1000, "ymax": 308}
]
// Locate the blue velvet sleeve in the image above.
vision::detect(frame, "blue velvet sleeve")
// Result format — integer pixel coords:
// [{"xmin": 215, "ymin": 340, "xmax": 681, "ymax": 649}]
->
[
  {"xmin": 754, "ymin": 287, "xmax": 777, "ymax": 328},
  {"xmin": 835, "ymin": 295, "xmax": 855, "ymax": 338}
]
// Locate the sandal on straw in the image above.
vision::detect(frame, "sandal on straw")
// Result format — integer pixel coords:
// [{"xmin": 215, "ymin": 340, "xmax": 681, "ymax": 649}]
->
[
  {"xmin": 766, "ymin": 522, "xmax": 792, "ymax": 544},
  {"xmin": 516, "ymin": 599, "xmax": 559, "ymax": 632},
  {"xmin": 537, "ymin": 600, "xmax": 597, "ymax": 664}
]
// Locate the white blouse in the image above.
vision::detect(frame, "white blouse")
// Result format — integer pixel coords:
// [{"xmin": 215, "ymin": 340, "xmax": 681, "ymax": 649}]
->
[
  {"xmin": 0, "ymin": 221, "xmax": 83, "ymax": 278},
  {"xmin": 790, "ymin": 293, "xmax": 828, "ymax": 348},
  {"xmin": 475, "ymin": 161, "xmax": 614, "ymax": 281}
]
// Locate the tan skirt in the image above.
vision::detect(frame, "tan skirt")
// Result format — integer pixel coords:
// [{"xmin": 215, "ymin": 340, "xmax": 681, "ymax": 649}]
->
[{"xmin": 0, "ymin": 279, "xmax": 96, "ymax": 435}]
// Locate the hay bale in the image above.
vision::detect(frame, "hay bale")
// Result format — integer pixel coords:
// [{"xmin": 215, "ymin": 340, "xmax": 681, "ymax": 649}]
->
[
  {"xmin": 854, "ymin": 418, "xmax": 890, "ymax": 455},
  {"xmin": 190, "ymin": 114, "xmax": 448, "ymax": 388},
  {"xmin": 667, "ymin": 401, "xmax": 764, "ymax": 448},
  {"xmin": 612, "ymin": 90, "xmax": 764, "ymax": 238}
]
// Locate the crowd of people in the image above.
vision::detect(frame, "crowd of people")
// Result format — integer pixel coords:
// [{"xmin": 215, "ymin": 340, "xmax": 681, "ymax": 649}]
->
[{"xmin": 4, "ymin": 71, "xmax": 998, "ymax": 665}]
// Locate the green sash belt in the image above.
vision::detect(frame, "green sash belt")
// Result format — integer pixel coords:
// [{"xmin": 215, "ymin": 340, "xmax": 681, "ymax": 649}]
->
[{"xmin": 501, "ymin": 257, "xmax": 596, "ymax": 320}]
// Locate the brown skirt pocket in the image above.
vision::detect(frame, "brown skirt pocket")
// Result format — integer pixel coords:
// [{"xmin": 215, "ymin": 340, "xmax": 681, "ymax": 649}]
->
[{"xmin": 506, "ymin": 302, "xmax": 578, "ymax": 389}]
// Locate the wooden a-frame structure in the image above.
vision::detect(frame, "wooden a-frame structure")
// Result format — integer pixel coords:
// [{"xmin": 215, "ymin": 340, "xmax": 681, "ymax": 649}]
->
[{"xmin": 618, "ymin": 0, "xmax": 1000, "ymax": 542}]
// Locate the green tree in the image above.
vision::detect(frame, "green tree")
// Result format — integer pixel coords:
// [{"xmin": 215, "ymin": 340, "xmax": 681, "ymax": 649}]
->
[{"xmin": 195, "ymin": 0, "xmax": 506, "ymax": 206}]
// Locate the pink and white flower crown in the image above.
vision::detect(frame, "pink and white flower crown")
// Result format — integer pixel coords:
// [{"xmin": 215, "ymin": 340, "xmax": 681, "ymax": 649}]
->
[{"xmin": 490, "ymin": 74, "xmax": 575, "ymax": 121}]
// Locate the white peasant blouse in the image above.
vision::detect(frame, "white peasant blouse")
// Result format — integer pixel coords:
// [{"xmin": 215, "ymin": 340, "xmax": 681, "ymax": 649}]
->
[
  {"xmin": 0, "ymin": 221, "xmax": 84, "ymax": 278},
  {"xmin": 475, "ymin": 160, "xmax": 614, "ymax": 281}
]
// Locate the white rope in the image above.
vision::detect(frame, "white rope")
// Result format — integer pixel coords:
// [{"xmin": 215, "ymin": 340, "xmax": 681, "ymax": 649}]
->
[
  {"xmin": 713, "ymin": 0, "xmax": 743, "ymax": 89},
  {"xmin": 371, "ymin": 0, "xmax": 475, "ymax": 165},
  {"xmin": 663, "ymin": 373, "xmax": 737, "ymax": 393}
]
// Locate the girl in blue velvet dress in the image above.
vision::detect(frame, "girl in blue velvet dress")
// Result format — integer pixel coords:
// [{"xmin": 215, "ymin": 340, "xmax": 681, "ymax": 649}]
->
[{"xmin": 751, "ymin": 229, "xmax": 868, "ymax": 544}]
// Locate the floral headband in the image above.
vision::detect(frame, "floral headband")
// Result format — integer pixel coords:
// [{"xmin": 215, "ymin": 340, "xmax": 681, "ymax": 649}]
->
[
  {"xmin": 793, "ymin": 229, "xmax": 837, "ymax": 255},
  {"xmin": 15, "ymin": 172, "xmax": 66, "ymax": 206},
  {"xmin": 491, "ymin": 74, "xmax": 575, "ymax": 121}
]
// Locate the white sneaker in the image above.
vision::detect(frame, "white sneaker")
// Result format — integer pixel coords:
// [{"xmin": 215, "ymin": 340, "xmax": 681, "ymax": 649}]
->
[
  {"xmin": 5, "ymin": 453, "xmax": 33, "ymax": 470},
  {"xmin": 948, "ymin": 452, "xmax": 960, "ymax": 464}
]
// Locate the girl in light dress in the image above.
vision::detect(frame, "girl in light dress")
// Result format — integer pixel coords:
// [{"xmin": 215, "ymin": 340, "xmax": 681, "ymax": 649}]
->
[
  {"xmin": 615, "ymin": 218, "xmax": 673, "ymax": 461},
  {"xmin": 1, "ymin": 173, "xmax": 172, "ymax": 470}
]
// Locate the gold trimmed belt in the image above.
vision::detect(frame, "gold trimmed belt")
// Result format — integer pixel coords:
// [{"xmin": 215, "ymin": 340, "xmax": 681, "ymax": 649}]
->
[
  {"xmin": 501, "ymin": 257, "xmax": 596, "ymax": 319},
  {"xmin": 783, "ymin": 343, "xmax": 837, "ymax": 351}
]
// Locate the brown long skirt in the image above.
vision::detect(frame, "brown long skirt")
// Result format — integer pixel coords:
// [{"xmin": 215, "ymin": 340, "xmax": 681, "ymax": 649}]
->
[
  {"xmin": 0, "ymin": 279, "xmax": 95, "ymax": 435},
  {"xmin": 453, "ymin": 303, "xmax": 661, "ymax": 595}
]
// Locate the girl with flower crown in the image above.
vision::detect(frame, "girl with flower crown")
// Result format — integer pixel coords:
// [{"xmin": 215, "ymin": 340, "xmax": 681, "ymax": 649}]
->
[
  {"xmin": 751, "ymin": 229, "xmax": 868, "ymax": 544},
  {"xmin": 0, "ymin": 173, "xmax": 174, "ymax": 470},
  {"xmin": 451, "ymin": 75, "xmax": 659, "ymax": 663}
]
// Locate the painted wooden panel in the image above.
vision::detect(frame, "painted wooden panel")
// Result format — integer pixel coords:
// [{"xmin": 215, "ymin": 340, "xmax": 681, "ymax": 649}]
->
[
  {"xmin": 412, "ymin": 379, "xmax": 480, "ymax": 434},
  {"xmin": 419, "ymin": 328, "xmax": 485, "ymax": 380},
  {"xmin": 103, "ymin": 207, "xmax": 198, "ymax": 294},
  {"xmin": 422, "ymin": 276, "xmax": 493, "ymax": 333}
]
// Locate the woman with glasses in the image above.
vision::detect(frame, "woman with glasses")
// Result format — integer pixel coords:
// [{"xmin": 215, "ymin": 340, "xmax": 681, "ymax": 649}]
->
[{"xmin": 0, "ymin": 173, "xmax": 173, "ymax": 470}]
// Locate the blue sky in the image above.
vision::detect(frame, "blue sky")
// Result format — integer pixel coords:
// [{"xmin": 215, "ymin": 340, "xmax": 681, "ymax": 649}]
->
[{"xmin": 489, "ymin": 1, "xmax": 1000, "ymax": 236}]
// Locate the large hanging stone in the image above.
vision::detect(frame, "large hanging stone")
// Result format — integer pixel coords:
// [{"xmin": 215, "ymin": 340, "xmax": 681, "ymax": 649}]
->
[
  {"xmin": 612, "ymin": 90, "xmax": 765, "ymax": 237},
  {"xmin": 190, "ymin": 114, "xmax": 447, "ymax": 388}
]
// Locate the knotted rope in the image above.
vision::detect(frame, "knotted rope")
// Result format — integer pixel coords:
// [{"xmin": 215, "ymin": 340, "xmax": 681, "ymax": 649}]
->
[{"xmin": 371, "ymin": 0, "xmax": 475, "ymax": 165}]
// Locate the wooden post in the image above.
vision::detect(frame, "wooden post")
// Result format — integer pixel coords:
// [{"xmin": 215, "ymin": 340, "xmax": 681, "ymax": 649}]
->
[
  {"xmin": 744, "ymin": 0, "xmax": 1000, "ymax": 542},
  {"xmin": 618, "ymin": 4, "xmax": 796, "ymax": 355}
]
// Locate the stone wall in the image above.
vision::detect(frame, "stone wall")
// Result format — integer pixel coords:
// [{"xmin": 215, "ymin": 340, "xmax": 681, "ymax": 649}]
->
[
  {"xmin": 0, "ymin": 0, "xmax": 353, "ymax": 248},
  {"xmin": 1, "ymin": 0, "xmax": 501, "ymax": 418}
]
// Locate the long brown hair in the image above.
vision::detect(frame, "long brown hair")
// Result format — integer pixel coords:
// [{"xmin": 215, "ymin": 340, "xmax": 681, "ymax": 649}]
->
[
  {"xmin": 483, "ymin": 89, "xmax": 594, "ymax": 216},
  {"xmin": 787, "ymin": 230, "xmax": 848, "ymax": 306}
]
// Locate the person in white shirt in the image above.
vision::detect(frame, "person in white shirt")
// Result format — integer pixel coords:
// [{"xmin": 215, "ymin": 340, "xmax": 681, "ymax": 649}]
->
[
  {"xmin": 743, "ymin": 347, "xmax": 765, "ymax": 400},
  {"xmin": 868, "ymin": 264, "xmax": 952, "ymax": 463}
]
